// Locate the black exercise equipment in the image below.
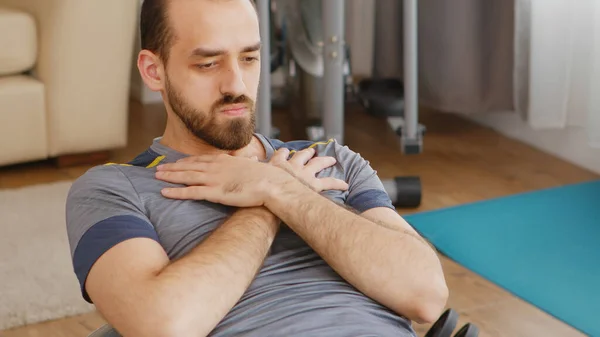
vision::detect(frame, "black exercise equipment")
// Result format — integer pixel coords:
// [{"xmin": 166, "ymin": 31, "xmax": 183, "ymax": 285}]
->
[
  {"xmin": 357, "ymin": 78, "xmax": 405, "ymax": 118},
  {"xmin": 382, "ymin": 176, "xmax": 422, "ymax": 208},
  {"xmin": 425, "ymin": 308, "xmax": 459, "ymax": 337},
  {"xmin": 424, "ymin": 309, "xmax": 480, "ymax": 337},
  {"xmin": 453, "ymin": 323, "xmax": 480, "ymax": 337}
]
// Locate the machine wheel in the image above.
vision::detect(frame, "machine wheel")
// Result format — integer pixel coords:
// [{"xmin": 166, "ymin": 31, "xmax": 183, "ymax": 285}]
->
[
  {"xmin": 384, "ymin": 176, "xmax": 422, "ymax": 208},
  {"xmin": 425, "ymin": 308, "xmax": 459, "ymax": 337}
]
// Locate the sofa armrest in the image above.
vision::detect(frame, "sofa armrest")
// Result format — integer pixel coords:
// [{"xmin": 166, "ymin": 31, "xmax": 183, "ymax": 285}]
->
[{"xmin": 0, "ymin": 0, "xmax": 139, "ymax": 156}]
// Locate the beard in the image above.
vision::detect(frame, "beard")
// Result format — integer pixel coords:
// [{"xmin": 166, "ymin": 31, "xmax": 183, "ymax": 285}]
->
[{"xmin": 165, "ymin": 75, "xmax": 256, "ymax": 151}]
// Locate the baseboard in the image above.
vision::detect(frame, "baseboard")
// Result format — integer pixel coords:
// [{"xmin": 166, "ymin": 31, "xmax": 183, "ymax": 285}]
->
[{"xmin": 466, "ymin": 112, "xmax": 600, "ymax": 175}]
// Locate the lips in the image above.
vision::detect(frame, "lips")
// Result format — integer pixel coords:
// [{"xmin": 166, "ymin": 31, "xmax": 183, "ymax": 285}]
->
[{"xmin": 220, "ymin": 104, "xmax": 248, "ymax": 116}]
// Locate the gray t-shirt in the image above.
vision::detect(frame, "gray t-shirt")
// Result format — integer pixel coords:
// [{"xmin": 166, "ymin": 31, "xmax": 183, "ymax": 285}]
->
[{"xmin": 66, "ymin": 135, "xmax": 416, "ymax": 337}]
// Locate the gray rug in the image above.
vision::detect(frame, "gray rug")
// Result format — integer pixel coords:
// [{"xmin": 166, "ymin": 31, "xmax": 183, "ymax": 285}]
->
[{"xmin": 0, "ymin": 181, "xmax": 94, "ymax": 330}]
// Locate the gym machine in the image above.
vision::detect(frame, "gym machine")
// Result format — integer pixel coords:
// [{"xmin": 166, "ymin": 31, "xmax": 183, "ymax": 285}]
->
[{"xmin": 255, "ymin": 0, "xmax": 423, "ymax": 208}]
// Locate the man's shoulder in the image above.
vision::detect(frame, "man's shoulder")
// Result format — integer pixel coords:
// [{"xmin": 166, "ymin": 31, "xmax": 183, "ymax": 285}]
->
[
  {"xmin": 69, "ymin": 148, "xmax": 165, "ymax": 196},
  {"xmin": 68, "ymin": 165, "xmax": 132, "ymax": 202}
]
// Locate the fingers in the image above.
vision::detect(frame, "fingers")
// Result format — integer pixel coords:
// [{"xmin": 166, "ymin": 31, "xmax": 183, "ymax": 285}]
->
[
  {"xmin": 270, "ymin": 148, "xmax": 290, "ymax": 165},
  {"xmin": 305, "ymin": 156, "xmax": 337, "ymax": 174},
  {"xmin": 271, "ymin": 147, "xmax": 319, "ymax": 167},
  {"xmin": 288, "ymin": 147, "xmax": 316, "ymax": 166},
  {"xmin": 319, "ymin": 177, "xmax": 349, "ymax": 191},
  {"xmin": 155, "ymin": 170, "xmax": 209, "ymax": 185}
]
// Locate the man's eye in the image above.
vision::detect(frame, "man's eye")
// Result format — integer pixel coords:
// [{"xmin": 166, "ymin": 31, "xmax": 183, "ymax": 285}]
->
[
  {"xmin": 197, "ymin": 62, "xmax": 215, "ymax": 69},
  {"xmin": 244, "ymin": 57, "xmax": 259, "ymax": 63}
]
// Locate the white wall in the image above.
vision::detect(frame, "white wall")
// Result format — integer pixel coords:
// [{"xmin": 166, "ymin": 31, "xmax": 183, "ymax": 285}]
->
[{"xmin": 467, "ymin": 0, "xmax": 600, "ymax": 175}]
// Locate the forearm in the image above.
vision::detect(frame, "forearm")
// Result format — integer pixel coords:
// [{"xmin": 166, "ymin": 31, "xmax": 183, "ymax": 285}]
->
[
  {"xmin": 264, "ymin": 180, "xmax": 445, "ymax": 322},
  {"xmin": 146, "ymin": 207, "xmax": 279, "ymax": 336}
]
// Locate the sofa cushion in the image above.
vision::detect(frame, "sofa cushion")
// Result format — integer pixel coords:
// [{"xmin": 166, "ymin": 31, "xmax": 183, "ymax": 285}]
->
[
  {"xmin": 0, "ymin": 7, "xmax": 37, "ymax": 76},
  {"xmin": 0, "ymin": 76, "xmax": 47, "ymax": 166}
]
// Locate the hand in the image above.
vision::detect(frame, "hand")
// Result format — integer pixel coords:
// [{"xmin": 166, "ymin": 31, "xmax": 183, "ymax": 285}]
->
[
  {"xmin": 154, "ymin": 148, "xmax": 348, "ymax": 207},
  {"xmin": 155, "ymin": 154, "xmax": 283, "ymax": 207},
  {"xmin": 268, "ymin": 147, "xmax": 349, "ymax": 193}
]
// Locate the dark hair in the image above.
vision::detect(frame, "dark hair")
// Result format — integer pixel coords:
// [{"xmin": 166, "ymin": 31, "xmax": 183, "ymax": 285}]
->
[
  {"xmin": 140, "ymin": 0, "xmax": 257, "ymax": 63},
  {"xmin": 140, "ymin": 0, "xmax": 174, "ymax": 63}
]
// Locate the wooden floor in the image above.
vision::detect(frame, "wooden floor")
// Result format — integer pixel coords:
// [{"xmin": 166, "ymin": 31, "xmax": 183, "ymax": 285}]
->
[{"xmin": 1, "ymin": 99, "xmax": 596, "ymax": 337}]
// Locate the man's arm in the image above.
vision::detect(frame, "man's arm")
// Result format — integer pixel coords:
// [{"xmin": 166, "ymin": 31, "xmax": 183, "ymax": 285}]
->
[
  {"xmin": 152, "ymin": 148, "xmax": 447, "ymax": 323},
  {"xmin": 263, "ymin": 179, "xmax": 448, "ymax": 324},
  {"xmin": 86, "ymin": 206, "xmax": 279, "ymax": 337}
]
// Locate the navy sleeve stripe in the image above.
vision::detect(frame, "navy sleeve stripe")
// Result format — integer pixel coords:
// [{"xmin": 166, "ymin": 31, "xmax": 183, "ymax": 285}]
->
[
  {"xmin": 346, "ymin": 189, "xmax": 394, "ymax": 213},
  {"xmin": 72, "ymin": 215, "xmax": 159, "ymax": 303}
]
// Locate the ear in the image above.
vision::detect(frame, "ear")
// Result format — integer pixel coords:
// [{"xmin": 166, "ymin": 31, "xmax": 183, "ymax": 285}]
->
[{"xmin": 137, "ymin": 50, "xmax": 165, "ymax": 92}]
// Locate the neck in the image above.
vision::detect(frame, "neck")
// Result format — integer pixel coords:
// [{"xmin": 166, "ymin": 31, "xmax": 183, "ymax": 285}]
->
[{"xmin": 160, "ymin": 119, "xmax": 266, "ymax": 160}]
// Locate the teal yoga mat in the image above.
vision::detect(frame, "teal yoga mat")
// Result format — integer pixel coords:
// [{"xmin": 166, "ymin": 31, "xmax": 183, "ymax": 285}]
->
[{"xmin": 405, "ymin": 180, "xmax": 600, "ymax": 336}]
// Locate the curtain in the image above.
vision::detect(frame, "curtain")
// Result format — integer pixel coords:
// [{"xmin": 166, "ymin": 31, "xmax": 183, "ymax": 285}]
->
[
  {"xmin": 373, "ymin": 0, "xmax": 515, "ymax": 115},
  {"xmin": 371, "ymin": 0, "xmax": 600, "ymax": 149},
  {"xmin": 521, "ymin": 0, "xmax": 600, "ymax": 149}
]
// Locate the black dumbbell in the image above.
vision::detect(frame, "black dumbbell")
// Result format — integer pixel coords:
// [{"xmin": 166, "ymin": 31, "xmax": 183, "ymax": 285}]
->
[
  {"xmin": 384, "ymin": 176, "xmax": 422, "ymax": 208},
  {"xmin": 425, "ymin": 309, "xmax": 459, "ymax": 337},
  {"xmin": 453, "ymin": 323, "xmax": 479, "ymax": 337}
]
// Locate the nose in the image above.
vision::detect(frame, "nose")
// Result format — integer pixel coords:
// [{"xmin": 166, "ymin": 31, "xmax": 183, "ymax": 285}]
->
[{"xmin": 219, "ymin": 60, "xmax": 247, "ymax": 97}]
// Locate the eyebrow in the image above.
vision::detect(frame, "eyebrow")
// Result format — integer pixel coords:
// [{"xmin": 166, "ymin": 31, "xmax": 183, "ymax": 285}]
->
[{"xmin": 190, "ymin": 42, "xmax": 262, "ymax": 58}]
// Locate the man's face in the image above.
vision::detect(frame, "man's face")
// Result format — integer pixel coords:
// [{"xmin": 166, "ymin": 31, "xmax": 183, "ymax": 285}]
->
[{"xmin": 163, "ymin": 0, "xmax": 261, "ymax": 150}]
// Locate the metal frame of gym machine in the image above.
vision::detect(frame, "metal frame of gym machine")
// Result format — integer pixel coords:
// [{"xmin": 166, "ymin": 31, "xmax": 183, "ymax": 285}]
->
[{"xmin": 255, "ymin": 0, "xmax": 423, "ymax": 206}]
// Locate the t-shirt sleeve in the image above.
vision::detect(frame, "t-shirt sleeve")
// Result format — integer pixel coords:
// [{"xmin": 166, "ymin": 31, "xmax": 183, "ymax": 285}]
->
[
  {"xmin": 329, "ymin": 140, "xmax": 395, "ymax": 213},
  {"xmin": 65, "ymin": 165, "xmax": 159, "ymax": 303}
]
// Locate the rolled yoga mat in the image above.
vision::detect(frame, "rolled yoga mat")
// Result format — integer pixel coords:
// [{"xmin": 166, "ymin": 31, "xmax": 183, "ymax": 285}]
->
[{"xmin": 405, "ymin": 180, "xmax": 600, "ymax": 337}]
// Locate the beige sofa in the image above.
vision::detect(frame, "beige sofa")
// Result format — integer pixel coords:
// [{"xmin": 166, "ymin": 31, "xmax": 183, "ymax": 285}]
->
[{"xmin": 0, "ymin": 0, "xmax": 138, "ymax": 167}]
